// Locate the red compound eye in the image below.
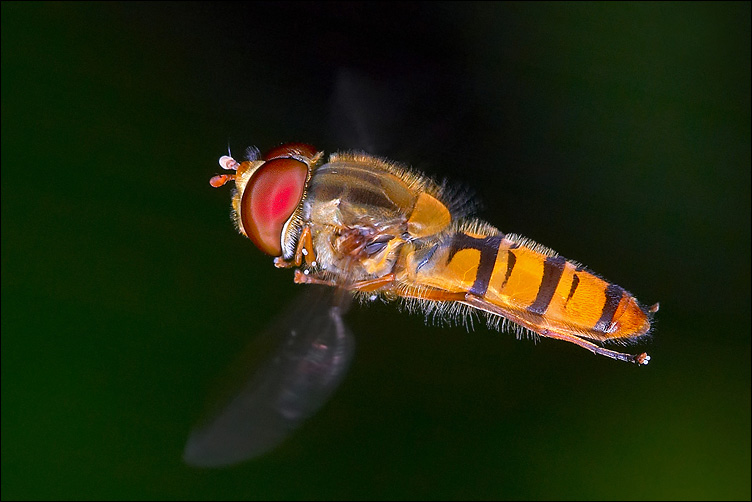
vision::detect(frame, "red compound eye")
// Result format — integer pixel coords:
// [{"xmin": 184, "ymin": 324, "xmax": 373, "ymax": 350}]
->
[{"xmin": 239, "ymin": 157, "xmax": 308, "ymax": 256}]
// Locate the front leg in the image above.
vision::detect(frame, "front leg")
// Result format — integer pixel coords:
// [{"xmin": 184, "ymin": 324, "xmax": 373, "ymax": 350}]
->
[
  {"xmin": 293, "ymin": 270, "xmax": 398, "ymax": 294},
  {"xmin": 274, "ymin": 226, "xmax": 316, "ymax": 269},
  {"xmin": 293, "ymin": 269, "xmax": 338, "ymax": 287}
]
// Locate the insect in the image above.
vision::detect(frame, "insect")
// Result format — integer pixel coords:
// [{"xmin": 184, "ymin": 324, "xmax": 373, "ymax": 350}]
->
[{"xmin": 184, "ymin": 142, "xmax": 658, "ymax": 467}]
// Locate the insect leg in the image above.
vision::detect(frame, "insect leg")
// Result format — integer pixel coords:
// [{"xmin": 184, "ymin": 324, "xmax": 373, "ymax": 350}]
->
[
  {"xmin": 275, "ymin": 226, "xmax": 316, "ymax": 269},
  {"xmin": 538, "ymin": 328, "xmax": 650, "ymax": 366}
]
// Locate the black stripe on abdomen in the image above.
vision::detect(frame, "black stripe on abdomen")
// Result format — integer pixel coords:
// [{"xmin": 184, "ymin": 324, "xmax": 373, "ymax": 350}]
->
[
  {"xmin": 594, "ymin": 284, "xmax": 625, "ymax": 332},
  {"xmin": 565, "ymin": 273, "xmax": 580, "ymax": 305},
  {"xmin": 501, "ymin": 250, "xmax": 516, "ymax": 289},
  {"xmin": 528, "ymin": 255, "xmax": 566, "ymax": 315},
  {"xmin": 449, "ymin": 233, "xmax": 503, "ymax": 297},
  {"xmin": 470, "ymin": 236, "xmax": 502, "ymax": 296}
]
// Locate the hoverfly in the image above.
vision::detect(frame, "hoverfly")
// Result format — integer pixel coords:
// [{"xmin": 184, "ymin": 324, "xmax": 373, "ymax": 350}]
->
[{"xmin": 184, "ymin": 142, "xmax": 658, "ymax": 467}]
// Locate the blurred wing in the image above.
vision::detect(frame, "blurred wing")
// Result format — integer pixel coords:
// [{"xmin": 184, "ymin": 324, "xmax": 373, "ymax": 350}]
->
[
  {"xmin": 183, "ymin": 286, "xmax": 355, "ymax": 467},
  {"xmin": 327, "ymin": 68, "xmax": 472, "ymax": 162}
]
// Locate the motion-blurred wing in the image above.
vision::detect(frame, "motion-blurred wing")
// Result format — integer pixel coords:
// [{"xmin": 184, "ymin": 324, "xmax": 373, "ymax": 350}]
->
[{"xmin": 183, "ymin": 286, "xmax": 354, "ymax": 467}]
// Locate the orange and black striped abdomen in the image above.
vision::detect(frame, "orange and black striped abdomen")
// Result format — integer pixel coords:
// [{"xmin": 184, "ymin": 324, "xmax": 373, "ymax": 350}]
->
[
  {"xmin": 475, "ymin": 234, "xmax": 650, "ymax": 341},
  {"xmin": 408, "ymin": 230, "xmax": 652, "ymax": 342}
]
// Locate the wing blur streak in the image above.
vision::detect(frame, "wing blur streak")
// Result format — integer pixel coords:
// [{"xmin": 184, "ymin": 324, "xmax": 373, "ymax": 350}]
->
[{"xmin": 183, "ymin": 286, "xmax": 354, "ymax": 467}]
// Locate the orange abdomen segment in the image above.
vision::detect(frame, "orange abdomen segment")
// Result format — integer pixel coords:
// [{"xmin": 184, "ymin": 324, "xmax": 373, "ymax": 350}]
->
[{"xmin": 407, "ymin": 230, "xmax": 652, "ymax": 342}]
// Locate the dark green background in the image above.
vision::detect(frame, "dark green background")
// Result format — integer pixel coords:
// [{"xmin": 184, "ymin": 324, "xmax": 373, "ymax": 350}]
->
[{"xmin": 3, "ymin": 2, "xmax": 750, "ymax": 500}]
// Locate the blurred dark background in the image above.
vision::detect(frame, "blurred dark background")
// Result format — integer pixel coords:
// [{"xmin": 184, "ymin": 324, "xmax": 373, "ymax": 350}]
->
[{"xmin": 2, "ymin": 2, "xmax": 749, "ymax": 500}]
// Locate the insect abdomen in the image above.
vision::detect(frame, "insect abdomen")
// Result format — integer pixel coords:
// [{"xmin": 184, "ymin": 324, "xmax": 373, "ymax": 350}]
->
[
  {"xmin": 483, "ymin": 239, "xmax": 651, "ymax": 341},
  {"xmin": 406, "ymin": 225, "xmax": 653, "ymax": 342}
]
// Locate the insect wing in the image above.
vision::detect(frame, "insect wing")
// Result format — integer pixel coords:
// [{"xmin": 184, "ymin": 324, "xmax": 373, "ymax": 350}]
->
[{"xmin": 183, "ymin": 286, "xmax": 355, "ymax": 467}]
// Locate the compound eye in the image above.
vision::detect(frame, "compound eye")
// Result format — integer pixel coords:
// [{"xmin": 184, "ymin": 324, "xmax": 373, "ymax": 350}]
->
[{"xmin": 239, "ymin": 158, "xmax": 308, "ymax": 255}]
